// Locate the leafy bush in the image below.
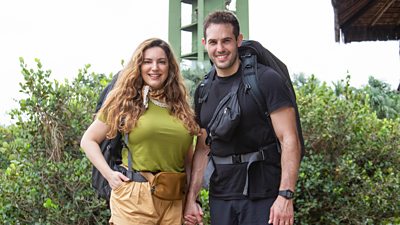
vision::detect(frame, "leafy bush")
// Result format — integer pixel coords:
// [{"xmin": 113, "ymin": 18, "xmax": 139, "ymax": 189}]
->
[
  {"xmin": 295, "ymin": 75, "xmax": 400, "ymax": 224},
  {"xmin": 0, "ymin": 58, "xmax": 111, "ymax": 224},
  {"xmin": 199, "ymin": 188, "xmax": 210, "ymax": 224},
  {"xmin": 362, "ymin": 76, "xmax": 400, "ymax": 120},
  {"xmin": 1, "ymin": 60, "xmax": 398, "ymax": 224},
  {"xmin": 181, "ymin": 62, "xmax": 211, "ymax": 103}
]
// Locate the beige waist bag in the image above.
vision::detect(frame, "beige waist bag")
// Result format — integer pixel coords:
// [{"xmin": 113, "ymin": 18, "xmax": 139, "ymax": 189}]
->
[{"xmin": 141, "ymin": 172, "xmax": 186, "ymax": 200}]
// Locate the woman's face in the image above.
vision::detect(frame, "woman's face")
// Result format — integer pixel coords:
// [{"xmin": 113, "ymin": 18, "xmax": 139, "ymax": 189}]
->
[{"xmin": 140, "ymin": 46, "xmax": 169, "ymax": 90}]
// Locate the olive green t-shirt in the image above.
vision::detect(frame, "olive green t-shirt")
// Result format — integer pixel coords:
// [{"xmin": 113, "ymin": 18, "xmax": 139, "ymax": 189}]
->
[{"xmin": 98, "ymin": 101, "xmax": 193, "ymax": 172}]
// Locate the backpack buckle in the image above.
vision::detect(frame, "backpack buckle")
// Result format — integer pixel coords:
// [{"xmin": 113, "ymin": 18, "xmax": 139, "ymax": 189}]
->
[
  {"xmin": 232, "ymin": 154, "xmax": 242, "ymax": 163},
  {"xmin": 241, "ymin": 53, "xmax": 252, "ymax": 58}
]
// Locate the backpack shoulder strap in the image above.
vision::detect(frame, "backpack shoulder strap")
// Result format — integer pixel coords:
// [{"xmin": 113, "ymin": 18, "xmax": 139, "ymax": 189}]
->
[
  {"xmin": 197, "ymin": 67, "xmax": 215, "ymax": 105},
  {"xmin": 197, "ymin": 68, "xmax": 216, "ymax": 146},
  {"xmin": 240, "ymin": 40, "xmax": 305, "ymax": 157},
  {"xmin": 123, "ymin": 133, "xmax": 133, "ymax": 171},
  {"xmin": 241, "ymin": 54, "xmax": 281, "ymax": 152},
  {"xmin": 240, "ymin": 54, "xmax": 268, "ymax": 116},
  {"xmin": 95, "ymin": 71, "xmax": 121, "ymax": 113}
]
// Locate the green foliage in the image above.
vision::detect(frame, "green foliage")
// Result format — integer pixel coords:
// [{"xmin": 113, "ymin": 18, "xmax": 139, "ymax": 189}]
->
[
  {"xmin": 0, "ymin": 58, "xmax": 111, "ymax": 224},
  {"xmin": 362, "ymin": 76, "xmax": 400, "ymax": 119},
  {"xmin": 181, "ymin": 62, "xmax": 211, "ymax": 104},
  {"xmin": 1, "ymin": 59, "xmax": 399, "ymax": 224},
  {"xmin": 199, "ymin": 188, "xmax": 210, "ymax": 224},
  {"xmin": 0, "ymin": 126, "xmax": 13, "ymax": 170},
  {"xmin": 295, "ymin": 75, "xmax": 400, "ymax": 224}
]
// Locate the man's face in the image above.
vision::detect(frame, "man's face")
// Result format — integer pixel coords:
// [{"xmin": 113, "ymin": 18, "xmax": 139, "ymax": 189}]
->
[{"xmin": 203, "ymin": 23, "xmax": 243, "ymax": 76}]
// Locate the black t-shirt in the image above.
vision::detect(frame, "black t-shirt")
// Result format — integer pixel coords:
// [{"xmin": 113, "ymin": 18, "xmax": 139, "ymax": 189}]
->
[{"xmin": 194, "ymin": 63, "xmax": 294, "ymax": 199}]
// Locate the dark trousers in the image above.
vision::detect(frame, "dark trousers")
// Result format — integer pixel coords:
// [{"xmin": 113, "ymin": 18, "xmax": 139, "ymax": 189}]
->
[{"xmin": 209, "ymin": 196, "xmax": 275, "ymax": 225}]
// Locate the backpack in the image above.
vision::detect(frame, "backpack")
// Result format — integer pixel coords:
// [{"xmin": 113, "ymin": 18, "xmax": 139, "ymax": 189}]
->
[
  {"xmin": 198, "ymin": 40, "xmax": 305, "ymax": 158},
  {"xmin": 91, "ymin": 71, "xmax": 123, "ymax": 200}
]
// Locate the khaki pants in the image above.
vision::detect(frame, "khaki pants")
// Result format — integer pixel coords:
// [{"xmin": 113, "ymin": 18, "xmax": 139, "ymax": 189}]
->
[{"xmin": 109, "ymin": 181, "xmax": 183, "ymax": 225}]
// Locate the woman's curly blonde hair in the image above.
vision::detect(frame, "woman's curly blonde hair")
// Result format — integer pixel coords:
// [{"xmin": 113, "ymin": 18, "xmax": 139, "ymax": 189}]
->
[{"xmin": 99, "ymin": 38, "xmax": 199, "ymax": 138}]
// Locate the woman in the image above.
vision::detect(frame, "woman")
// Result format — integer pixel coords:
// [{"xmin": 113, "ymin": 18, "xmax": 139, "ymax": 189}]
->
[{"xmin": 81, "ymin": 38, "xmax": 199, "ymax": 225}]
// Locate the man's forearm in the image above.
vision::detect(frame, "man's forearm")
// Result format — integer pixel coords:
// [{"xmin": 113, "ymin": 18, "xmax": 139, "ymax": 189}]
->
[
  {"xmin": 279, "ymin": 136, "xmax": 301, "ymax": 191},
  {"xmin": 270, "ymin": 107, "xmax": 302, "ymax": 192},
  {"xmin": 187, "ymin": 146, "xmax": 209, "ymax": 202}
]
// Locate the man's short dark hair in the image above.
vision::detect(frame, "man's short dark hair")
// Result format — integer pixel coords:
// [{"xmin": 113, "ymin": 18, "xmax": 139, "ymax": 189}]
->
[{"xmin": 203, "ymin": 10, "xmax": 240, "ymax": 40}]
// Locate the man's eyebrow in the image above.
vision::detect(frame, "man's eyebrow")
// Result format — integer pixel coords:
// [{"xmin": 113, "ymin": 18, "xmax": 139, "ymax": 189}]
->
[
  {"xmin": 222, "ymin": 37, "xmax": 233, "ymax": 41},
  {"xmin": 207, "ymin": 37, "xmax": 233, "ymax": 43},
  {"xmin": 207, "ymin": 38, "xmax": 216, "ymax": 43}
]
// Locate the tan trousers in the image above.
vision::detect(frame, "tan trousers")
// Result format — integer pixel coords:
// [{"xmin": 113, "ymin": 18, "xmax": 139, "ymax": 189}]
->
[{"xmin": 109, "ymin": 181, "xmax": 183, "ymax": 225}]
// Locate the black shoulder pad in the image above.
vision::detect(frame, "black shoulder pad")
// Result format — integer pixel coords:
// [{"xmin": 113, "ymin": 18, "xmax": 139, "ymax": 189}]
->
[
  {"xmin": 198, "ymin": 67, "xmax": 215, "ymax": 104},
  {"xmin": 95, "ymin": 71, "xmax": 121, "ymax": 113}
]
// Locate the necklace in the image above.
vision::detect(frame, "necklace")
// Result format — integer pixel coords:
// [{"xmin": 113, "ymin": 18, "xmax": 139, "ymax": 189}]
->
[{"xmin": 149, "ymin": 98, "xmax": 169, "ymax": 108}]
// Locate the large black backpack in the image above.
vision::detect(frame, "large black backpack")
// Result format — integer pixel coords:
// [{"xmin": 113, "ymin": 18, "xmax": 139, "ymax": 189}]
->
[
  {"xmin": 91, "ymin": 72, "xmax": 123, "ymax": 200},
  {"xmin": 198, "ymin": 40, "xmax": 305, "ymax": 157}
]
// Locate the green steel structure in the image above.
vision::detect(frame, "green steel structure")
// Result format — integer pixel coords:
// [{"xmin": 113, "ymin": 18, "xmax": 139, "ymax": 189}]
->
[{"xmin": 168, "ymin": 0, "xmax": 249, "ymax": 62}]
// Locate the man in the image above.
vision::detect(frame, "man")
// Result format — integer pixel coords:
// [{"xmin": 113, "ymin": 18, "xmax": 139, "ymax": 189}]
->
[{"xmin": 184, "ymin": 10, "xmax": 302, "ymax": 225}]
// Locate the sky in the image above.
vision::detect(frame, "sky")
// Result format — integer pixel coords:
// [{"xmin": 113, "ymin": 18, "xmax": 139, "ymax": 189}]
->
[{"xmin": 0, "ymin": 0, "xmax": 399, "ymax": 125}]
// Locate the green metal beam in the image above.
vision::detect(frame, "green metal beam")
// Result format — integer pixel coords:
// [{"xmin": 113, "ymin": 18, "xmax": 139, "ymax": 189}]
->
[
  {"xmin": 168, "ymin": 0, "xmax": 181, "ymax": 60},
  {"xmin": 236, "ymin": 0, "xmax": 249, "ymax": 39},
  {"xmin": 168, "ymin": 0, "xmax": 249, "ymax": 62},
  {"xmin": 197, "ymin": 0, "xmax": 205, "ymax": 61}
]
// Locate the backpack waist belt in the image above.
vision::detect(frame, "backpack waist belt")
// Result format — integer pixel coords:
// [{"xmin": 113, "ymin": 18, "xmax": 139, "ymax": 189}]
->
[
  {"xmin": 114, "ymin": 165, "xmax": 148, "ymax": 182},
  {"xmin": 126, "ymin": 170, "xmax": 147, "ymax": 182},
  {"xmin": 204, "ymin": 142, "xmax": 278, "ymax": 196}
]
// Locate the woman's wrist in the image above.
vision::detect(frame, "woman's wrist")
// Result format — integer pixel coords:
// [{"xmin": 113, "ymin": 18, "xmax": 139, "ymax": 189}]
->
[{"xmin": 195, "ymin": 197, "xmax": 202, "ymax": 207}]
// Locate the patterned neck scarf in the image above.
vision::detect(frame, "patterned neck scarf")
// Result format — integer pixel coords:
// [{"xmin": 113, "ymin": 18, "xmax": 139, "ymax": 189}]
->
[{"xmin": 142, "ymin": 85, "xmax": 168, "ymax": 109}]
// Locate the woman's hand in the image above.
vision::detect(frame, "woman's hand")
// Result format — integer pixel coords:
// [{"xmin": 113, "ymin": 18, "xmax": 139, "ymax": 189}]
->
[
  {"xmin": 107, "ymin": 170, "xmax": 130, "ymax": 190},
  {"xmin": 184, "ymin": 201, "xmax": 203, "ymax": 225}
]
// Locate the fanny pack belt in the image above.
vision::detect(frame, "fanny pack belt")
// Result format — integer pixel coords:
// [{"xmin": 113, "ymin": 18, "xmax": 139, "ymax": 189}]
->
[{"xmin": 204, "ymin": 143, "xmax": 278, "ymax": 196}]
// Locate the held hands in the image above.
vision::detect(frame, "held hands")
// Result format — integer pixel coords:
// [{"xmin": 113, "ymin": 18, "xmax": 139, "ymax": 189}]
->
[
  {"xmin": 107, "ymin": 170, "xmax": 130, "ymax": 190},
  {"xmin": 269, "ymin": 196, "xmax": 294, "ymax": 225},
  {"xmin": 184, "ymin": 201, "xmax": 203, "ymax": 225}
]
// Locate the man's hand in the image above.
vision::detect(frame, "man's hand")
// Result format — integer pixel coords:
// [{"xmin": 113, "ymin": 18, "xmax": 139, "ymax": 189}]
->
[
  {"xmin": 184, "ymin": 201, "xmax": 203, "ymax": 225},
  {"xmin": 269, "ymin": 196, "xmax": 294, "ymax": 225}
]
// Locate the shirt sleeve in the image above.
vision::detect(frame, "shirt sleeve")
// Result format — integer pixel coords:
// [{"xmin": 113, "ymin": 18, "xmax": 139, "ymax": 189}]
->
[
  {"xmin": 95, "ymin": 112, "xmax": 106, "ymax": 123},
  {"xmin": 257, "ymin": 65, "xmax": 294, "ymax": 114}
]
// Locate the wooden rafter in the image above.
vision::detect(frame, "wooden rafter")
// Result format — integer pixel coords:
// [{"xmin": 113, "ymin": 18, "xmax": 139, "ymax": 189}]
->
[
  {"xmin": 370, "ymin": 0, "xmax": 396, "ymax": 26},
  {"xmin": 332, "ymin": 0, "xmax": 400, "ymax": 43},
  {"xmin": 339, "ymin": 0, "xmax": 375, "ymax": 27}
]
